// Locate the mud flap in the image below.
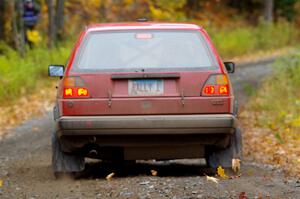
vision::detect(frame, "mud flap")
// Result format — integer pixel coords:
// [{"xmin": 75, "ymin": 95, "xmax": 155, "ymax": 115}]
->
[
  {"xmin": 52, "ymin": 133, "xmax": 85, "ymax": 173},
  {"xmin": 206, "ymin": 128, "xmax": 242, "ymax": 168}
]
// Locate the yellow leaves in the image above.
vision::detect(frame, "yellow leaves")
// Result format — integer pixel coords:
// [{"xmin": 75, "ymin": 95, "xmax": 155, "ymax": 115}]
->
[
  {"xmin": 241, "ymin": 105, "xmax": 300, "ymax": 178},
  {"xmin": 267, "ymin": 122, "xmax": 277, "ymax": 131},
  {"xmin": 90, "ymin": 0, "xmax": 101, "ymax": 5},
  {"xmin": 26, "ymin": 30, "xmax": 41, "ymax": 46},
  {"xmin": 149, "ymin": 0, "xmax": 186, "ymax": 20},
  {"xmin": 217, "ymin": 166, "xmax": 228, "ymax": 179},
  {"xmin": 0, "ymin": 179, "xmax": 3, "ymax": 188},
  {"xmin": 216, "ymin": 164, "xmax": 242, "ymax": 181},
  {"xmin": 206, "ymin": 175, "xmax": 219, "ymax": 184},
  {"xmin": 124, "ymin": 0, "xmax": 134, "ymax": 6},
  {"xmin": 291, "ymin": 116, "xmax": 300, "ymax": 127},
  {"xmin": 149, "ymin": 5, "xmax": 170, "ymax": 20},
  {"xmin": 105, "ymin": 172, "xmax": 115, "ymax": 181},
  {"xmin": 206, "ymin": 165, "xmax": 242, "ymax": 185},
  {"xmin": 154, "ymin": 0, "xmax": 186, "ymax": 11}
]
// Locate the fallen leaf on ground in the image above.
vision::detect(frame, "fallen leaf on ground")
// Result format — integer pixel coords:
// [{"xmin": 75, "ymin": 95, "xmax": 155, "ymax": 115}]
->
[
  {"xmin": 217, "ymin": 166, "xmax": 228, "ymax": 179},
  {"xmin": 0, "ymin": 179, "xmax": 3, "ymax": 188},
  {"xmin": 106, "ymin": 172, "xmax": 115, "ymax": 181},
  {"xmin": 257, "ymin": 193, "xmax": 263, "ymax": 199},
  {"xmin": 232, "ymin": 159, "xmax": 241, "ymax": 172},
  {"xmin": 0, "ymin": 84, "xmax": 56, "ymax": 139},
  {"xmin": 32, "ymin": 126, "xmax": 40, "ymax": 132},
  {"xmin": 206, "ymin": 175, "xmax": 219, "ymax": 184},
  {"xmin": 150, "ymin": 170, "xmax": 157, "ymax": 176},
  {"xmin": 239, "ymin": 192, "xmax": 248, "ymax": 199}
]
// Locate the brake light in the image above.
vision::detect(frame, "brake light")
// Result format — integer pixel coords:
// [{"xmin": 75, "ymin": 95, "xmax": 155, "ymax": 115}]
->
[
  {"xmin": 63, "ymin": 77, "xmax": 89, "ymax": 98},
  {"xmin": 204, "ymin": 85, "xmax": 216, "ymax": 94},
  {"xmin": 202, "ymin": 74, "xmax": 230, "ymax": 96},
  {"xmin": 64, "ymin": 88, "xmax": 73, "ymax": 97}
]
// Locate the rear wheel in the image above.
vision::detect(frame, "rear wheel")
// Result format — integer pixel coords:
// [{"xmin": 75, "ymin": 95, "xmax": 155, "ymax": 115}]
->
[
  {"xmin": 52, "ymin": 133, "xmax": 85, "ymax": 178},
  {"xmin": 205, "ymin": 128, "xmax": 242, "ymax": 168}
]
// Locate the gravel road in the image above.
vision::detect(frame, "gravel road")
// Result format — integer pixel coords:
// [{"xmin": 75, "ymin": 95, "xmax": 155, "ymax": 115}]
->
[{"xmin": 1, "ymin": 60, "xmax": 300, "ymax": 199}]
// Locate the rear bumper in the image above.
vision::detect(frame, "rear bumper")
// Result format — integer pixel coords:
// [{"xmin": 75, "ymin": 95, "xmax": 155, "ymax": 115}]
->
[
  {"xmin": 57, "ymin": 114, "xmax": 237, "ymax": 136},
  {"xmin": 56, "ymin": 114, "xmax": 238, "ymax": 159}
]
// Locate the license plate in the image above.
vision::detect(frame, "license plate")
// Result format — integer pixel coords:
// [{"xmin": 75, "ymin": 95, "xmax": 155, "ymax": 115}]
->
[{"xmin": 128, "ymin": 79, "xmax": 164, "ymax": 96}]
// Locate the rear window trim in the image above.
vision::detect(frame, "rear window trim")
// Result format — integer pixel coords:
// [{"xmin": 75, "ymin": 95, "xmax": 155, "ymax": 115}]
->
[{"xmin": 71, "ymin": 30, "xmax": 219, "ymax": 73}]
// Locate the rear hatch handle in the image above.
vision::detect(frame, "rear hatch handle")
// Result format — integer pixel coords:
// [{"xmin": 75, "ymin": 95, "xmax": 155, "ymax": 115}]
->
[{"xmin": 111, "ymin": 73, "xmax": 180, "ymax": 80}]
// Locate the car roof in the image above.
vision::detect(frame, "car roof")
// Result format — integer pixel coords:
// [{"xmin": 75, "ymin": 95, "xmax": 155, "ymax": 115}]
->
[{"xmin": 86, "ymin": 22, "xmax": 202, "ymax": 32}]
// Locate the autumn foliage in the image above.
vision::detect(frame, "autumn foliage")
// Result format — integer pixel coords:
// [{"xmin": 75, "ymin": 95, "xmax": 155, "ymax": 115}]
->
[{"xmin": 0, "ymin": 0, "xmax": 300, "ymax": 48}]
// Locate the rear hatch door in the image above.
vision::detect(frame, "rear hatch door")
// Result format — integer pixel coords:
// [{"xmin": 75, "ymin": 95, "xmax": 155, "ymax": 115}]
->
[{"xmin": 62, "ymin": 29, "xmax": 230, "ymax": 115}]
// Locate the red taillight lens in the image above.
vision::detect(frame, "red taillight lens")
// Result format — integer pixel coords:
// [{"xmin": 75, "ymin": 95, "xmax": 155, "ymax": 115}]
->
[
  {"xmin": 64, "ymin": 88, "xmax": 73, "ymax": 97},
  {"xmin": 63, "ymin": 88, "xmax": 89, "ymax": 98},
  {"xmin": 62, "ymin": 77, "xmax": 89, "ymax": 98},
  {"xmin": 202, "ymin": 74, "xmax": 230, "ymax": 96},
  {"xmin": 203, "ymin": 85, "xmax": 216, "ymax": 95}
]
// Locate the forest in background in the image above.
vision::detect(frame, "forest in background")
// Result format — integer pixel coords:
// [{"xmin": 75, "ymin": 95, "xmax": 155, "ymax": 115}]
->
[
  {"xmin": 0, "ymin": 0, "xmax": 300, "ymax": 53},
  {"xmin": 0, "ymin": 0, "xmax": 300, "ymax": 103}
]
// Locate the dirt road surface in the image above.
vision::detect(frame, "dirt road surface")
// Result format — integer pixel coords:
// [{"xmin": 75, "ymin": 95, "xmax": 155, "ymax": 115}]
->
[{"xmin": 1, "ymin": 60, "xmax": 300, "ymax": 199}]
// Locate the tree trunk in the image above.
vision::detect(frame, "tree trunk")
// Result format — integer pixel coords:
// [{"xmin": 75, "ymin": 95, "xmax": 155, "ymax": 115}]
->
[
  {"xmin": 56, "ymin": 0, "xmax": 65, "ymax": 40},
  {"xmin": 264, "ymin": 0, "xmax": 274, "ymax": 23},
  {"xmin": 47, "ymin": 0, "xmax": 56, "ymax": 48},
  {"xmin": 11, "ymin": 0, "xmax": 25, "ymax": 57},
  {"xmin": 0, "ymin": 0, "xmax": 5, "ymax": 41},
  {"xmin": 17, "ymin": 0, "xmax": 25, "ymax": 53},
  {"xmin": 12, "ymin": 1, "xmax": 19, "ymax": 50},
  {"xmin": 99, "ymin": 0, "xmax": 107, "ymax": 22}
]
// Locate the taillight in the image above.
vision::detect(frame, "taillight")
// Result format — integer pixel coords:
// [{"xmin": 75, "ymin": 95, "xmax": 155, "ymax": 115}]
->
[
  {"xmin": 62, "ymin": 77, "xmax": 90, "ymax": 98},
  {"xmin": 202, "ymin": 74, "xmax": 230, "ymax": 96}
]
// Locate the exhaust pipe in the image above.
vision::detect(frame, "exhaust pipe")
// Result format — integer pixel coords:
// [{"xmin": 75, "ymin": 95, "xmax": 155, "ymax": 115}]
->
[{"xmin": 88, "ymin": 149, "xmax": 98, "ymax": 158}]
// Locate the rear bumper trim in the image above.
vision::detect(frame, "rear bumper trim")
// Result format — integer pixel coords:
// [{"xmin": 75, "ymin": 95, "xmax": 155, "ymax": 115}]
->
[{"xmin": 57, "ymin": 114, "xmax": 237, "ymax": 136}]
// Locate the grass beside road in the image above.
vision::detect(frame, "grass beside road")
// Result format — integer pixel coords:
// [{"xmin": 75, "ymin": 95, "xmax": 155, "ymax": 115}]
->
[
  {"xmin": 241, "ymin": 51, "xmax": 300, "ymax": 177},
  {"xmin": 209, "ymin": 21, "xmax": 298, "ymax": 58},
  {"xmin": 0, "ymin": 42, "xmax": 71, "ymax": 104}
]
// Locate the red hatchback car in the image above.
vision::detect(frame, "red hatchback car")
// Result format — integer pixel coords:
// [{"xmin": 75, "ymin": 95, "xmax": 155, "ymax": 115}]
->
[{"xmin": 49, "ymin": 22, "xmax": 242, "ymax": 175}]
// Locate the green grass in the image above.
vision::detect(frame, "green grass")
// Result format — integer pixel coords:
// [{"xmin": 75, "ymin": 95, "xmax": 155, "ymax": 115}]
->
[
  {"xmin": 0, "ymin": 42, "xmax": 71, "ymax": 103},
  {"xmin": 243, "ymin": 84, "xmax": 256, "ymax": 96},
  {"xmin": 209, "ymin": 21, "xmax": 299, "ymax": 58},
  {"xmin": 249, "ymin": 51, "xmax": 300, "ymax": 132}
]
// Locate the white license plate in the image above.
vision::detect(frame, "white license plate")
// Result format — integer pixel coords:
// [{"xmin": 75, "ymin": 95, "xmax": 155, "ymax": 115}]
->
[{"xmin": 128, "ymin": 79, "xmax": 164, "ymax": 96}]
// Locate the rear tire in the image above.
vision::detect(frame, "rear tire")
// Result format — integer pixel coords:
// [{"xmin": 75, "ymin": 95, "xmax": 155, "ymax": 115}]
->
[
  {"xmin": 205, "ymin": 128, "xmax": 242, "ymax": 168},
  {"xmin": 52, "ymin": 133, "xmax": 85, "ymax": 178}
]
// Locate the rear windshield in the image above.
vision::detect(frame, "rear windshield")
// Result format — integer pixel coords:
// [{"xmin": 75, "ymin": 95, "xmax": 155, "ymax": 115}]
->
[{"xmin": 72, "ymin": 30, "xmax": 218, "ymax": 72}]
